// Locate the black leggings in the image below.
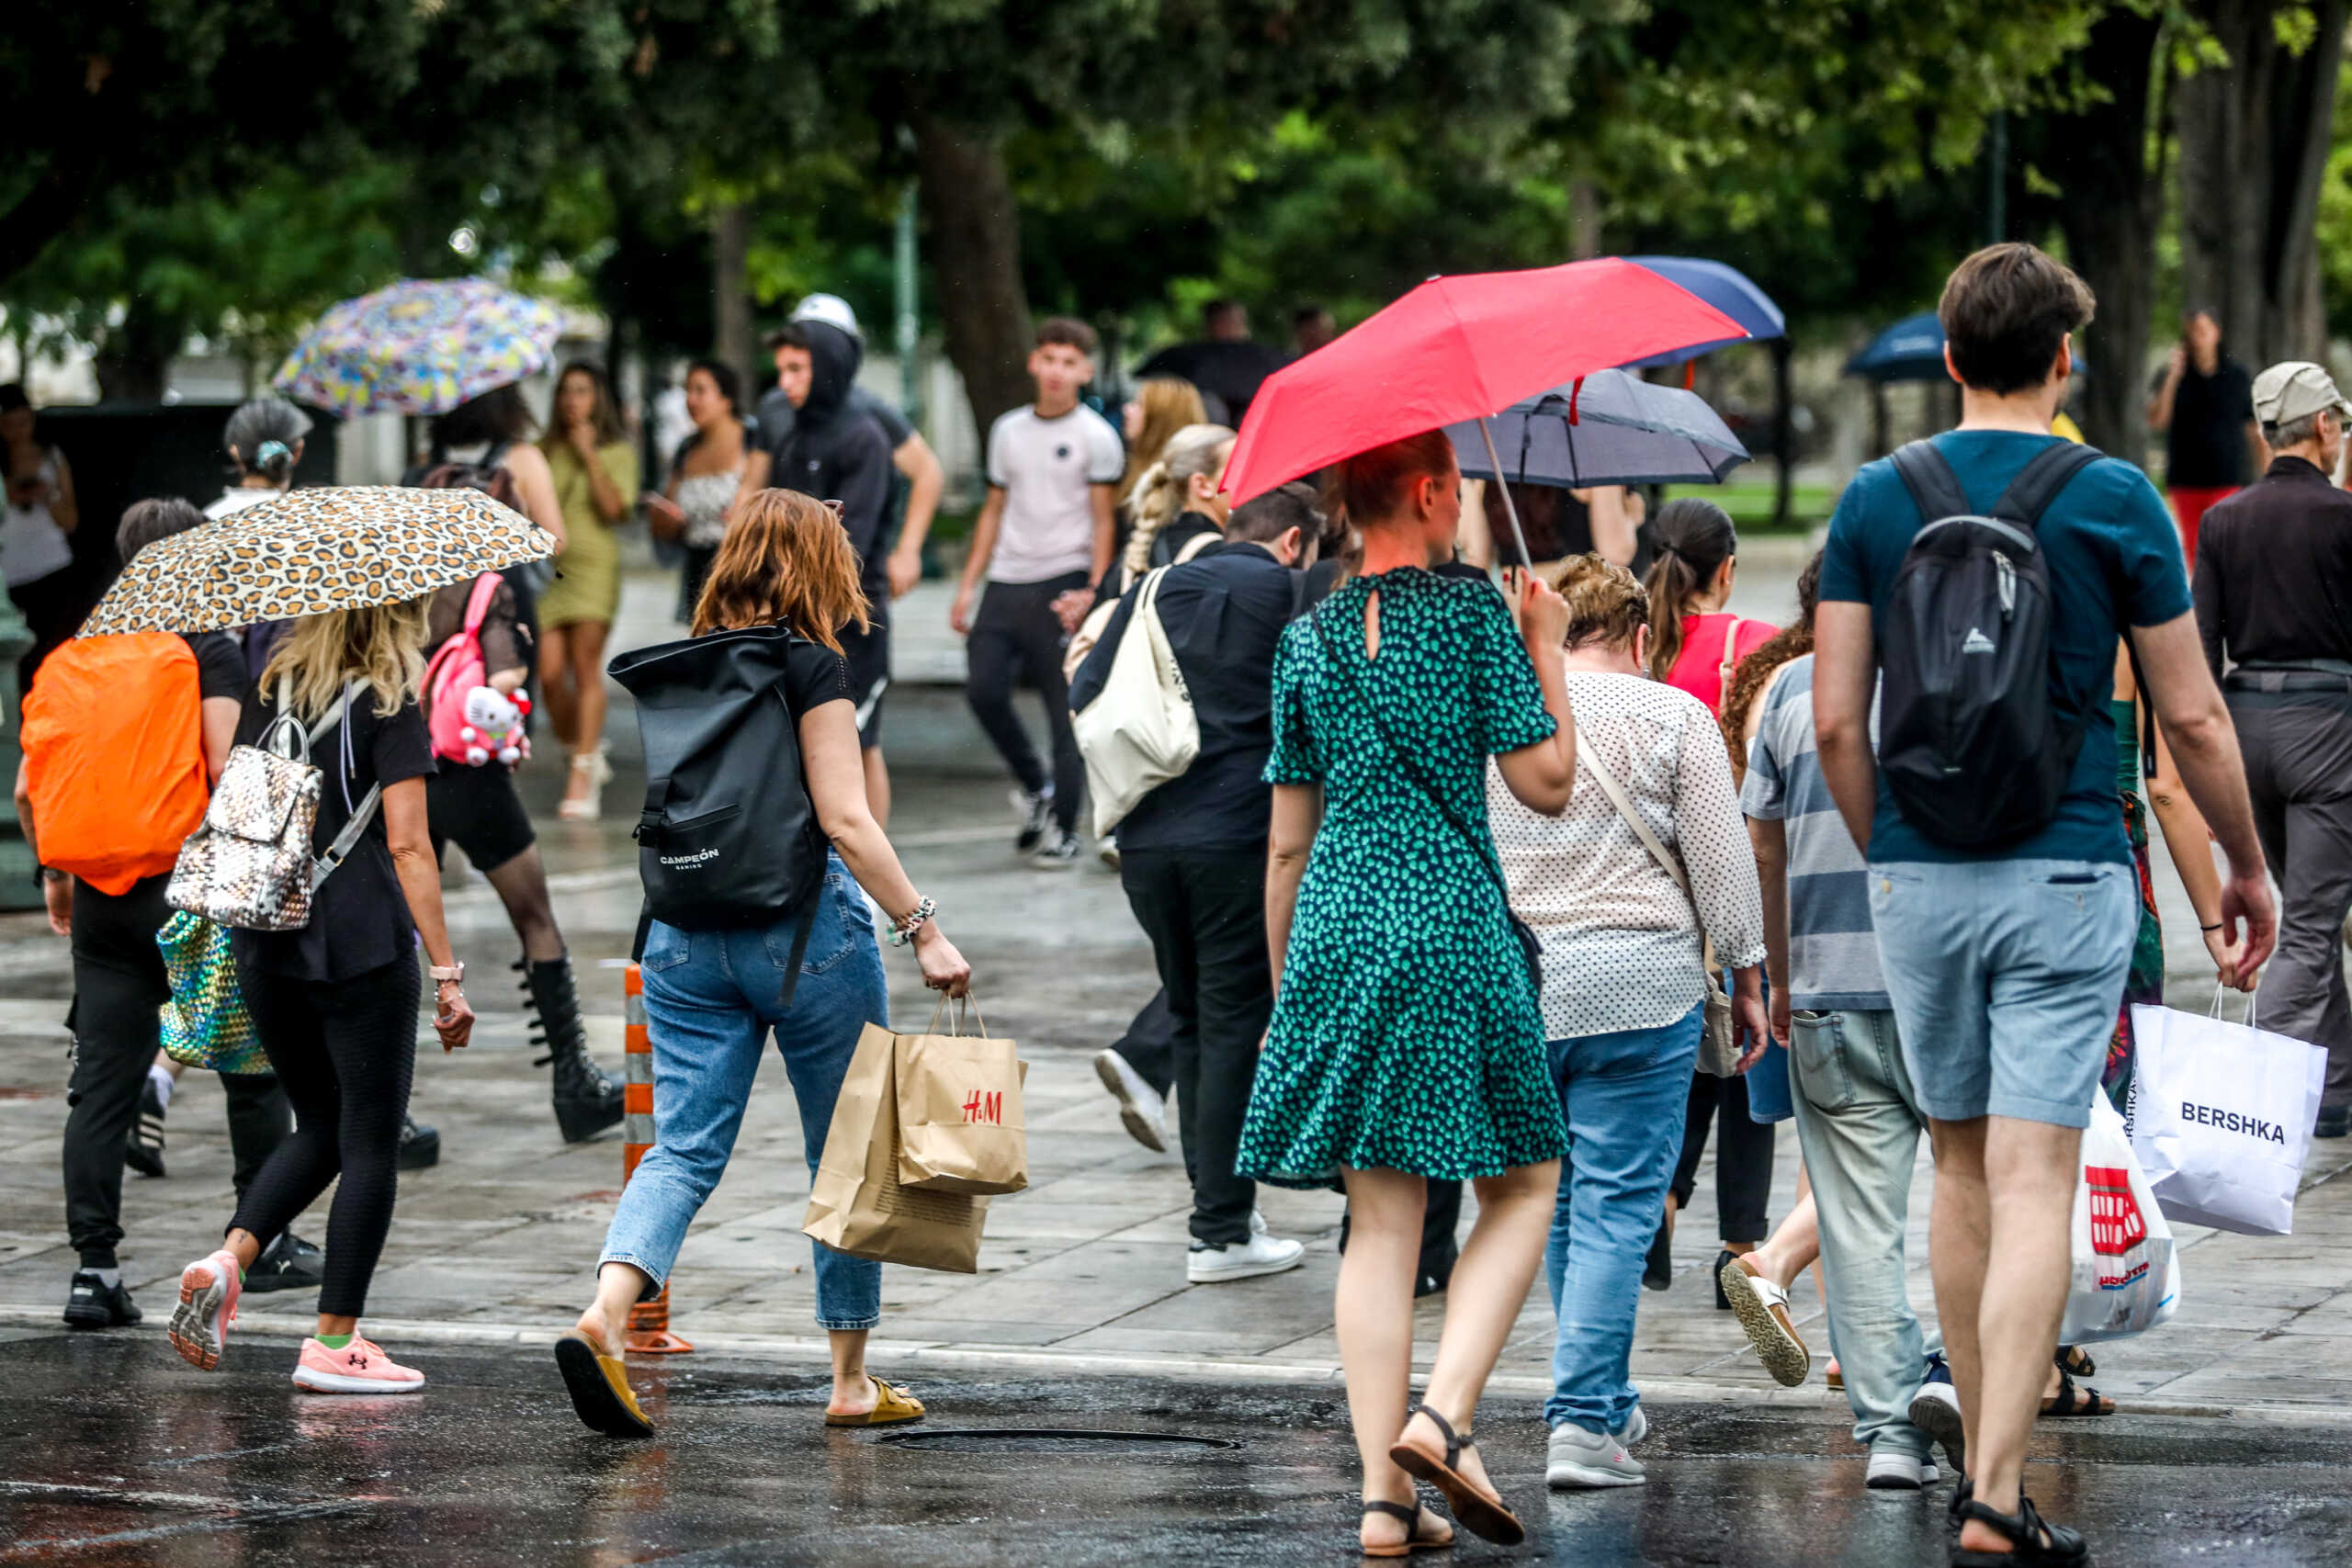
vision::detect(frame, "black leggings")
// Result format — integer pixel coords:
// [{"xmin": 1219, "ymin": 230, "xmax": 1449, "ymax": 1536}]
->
[
  {"xmin": 1670, "ymin": 1069, "xmax": 1776, "ymax": 1243},
  {"xmin": 228, "ymin": 954, "xmax": 418, "ymax": 1317},
  {"xmin": 965, "ymin": 573, "xmax": 1086, "ymax": 834}
]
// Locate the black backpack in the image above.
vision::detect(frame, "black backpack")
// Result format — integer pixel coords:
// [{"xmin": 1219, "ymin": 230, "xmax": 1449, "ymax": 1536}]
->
[
  {"xmin": 607, "ymin": 625, "xmax": 830, "ymax": 994},
  {"xmin": 1877, "ymin": 438, "xmax": 2103, "ymax": 848}
]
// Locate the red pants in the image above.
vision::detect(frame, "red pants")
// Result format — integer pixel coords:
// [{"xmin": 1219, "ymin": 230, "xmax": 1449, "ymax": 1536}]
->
[{"xmin": 2167, "ymin": 486, "xmax": 2237, "ymax": 570}]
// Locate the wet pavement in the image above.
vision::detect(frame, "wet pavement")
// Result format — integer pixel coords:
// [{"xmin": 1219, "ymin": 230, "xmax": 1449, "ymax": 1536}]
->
[{"xmin": 6, "ymin": 1326, "xmax": 2352, "ymax": 1567}]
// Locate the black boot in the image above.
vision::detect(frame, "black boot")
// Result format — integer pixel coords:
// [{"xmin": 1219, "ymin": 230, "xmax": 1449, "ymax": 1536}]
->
[{"xmin": 524, "ymin": 955, "xmax": 625, "ymax": 1144}]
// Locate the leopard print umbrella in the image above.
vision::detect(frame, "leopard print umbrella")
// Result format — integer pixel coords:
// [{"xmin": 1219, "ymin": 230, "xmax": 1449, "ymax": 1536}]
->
[{"xmin": 79, "ymin": 486, "xmax": 559, "ymax": 637}]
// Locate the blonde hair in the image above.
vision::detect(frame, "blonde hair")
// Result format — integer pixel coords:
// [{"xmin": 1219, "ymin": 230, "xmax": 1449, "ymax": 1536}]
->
[
  {"xmin": 1119, "ymin": 378, "xmax": 1209, "ymax": 503},
  {"xmin": 260, "ymin": 601, "xmax": 432, "ymax": 726},
  {"xmin": 1122, "ymin": 423, "xmax": 1235, "ymax": 574},
  {"xmin": 1548, "ymin": 553, "xmax": 1650, "ymax": 652}
]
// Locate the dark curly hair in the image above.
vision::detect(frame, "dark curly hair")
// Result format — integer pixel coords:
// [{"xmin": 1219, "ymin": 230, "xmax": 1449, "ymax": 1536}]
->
[{"xmin": 1718, "ymin": 547, "xmax": 1824, "ymax": 773}]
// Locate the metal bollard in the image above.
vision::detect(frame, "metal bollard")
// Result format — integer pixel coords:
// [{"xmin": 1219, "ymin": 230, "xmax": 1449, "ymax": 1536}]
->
[{"xmin": 621, "ymin": 962, "xmax": 694, "ymax": 1355}]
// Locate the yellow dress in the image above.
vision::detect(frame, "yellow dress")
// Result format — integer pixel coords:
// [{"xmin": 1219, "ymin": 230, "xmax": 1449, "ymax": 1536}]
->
[{"xmin": 539, "ymin": 440, "xmax": 639, "ymax": 627}]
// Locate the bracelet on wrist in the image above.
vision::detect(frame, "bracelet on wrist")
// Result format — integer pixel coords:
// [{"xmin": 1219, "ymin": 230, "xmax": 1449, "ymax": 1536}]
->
[
  {"xmin": 2200, "ymin": 920, "xmax": 2223, "ymax": 932},
  {"xmin": 888, "ymin": 896, "xmax": 938, "ymax": 948}
]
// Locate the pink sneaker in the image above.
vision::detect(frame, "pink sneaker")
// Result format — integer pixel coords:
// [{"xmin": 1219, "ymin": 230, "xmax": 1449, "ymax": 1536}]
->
[
  {"xmin": 168, "ymin": 1249, "xmax": 242, "ymax": 1371},
  {"xmin": 291, "ymin": 1336, "xmax": 424, "ymax": 1394}
]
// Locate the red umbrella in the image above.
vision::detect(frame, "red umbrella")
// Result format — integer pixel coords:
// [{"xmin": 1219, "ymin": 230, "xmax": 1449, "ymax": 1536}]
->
[{"xmin": 1220, "ymin": 258, "xmax": 1748, "ymax": 562}]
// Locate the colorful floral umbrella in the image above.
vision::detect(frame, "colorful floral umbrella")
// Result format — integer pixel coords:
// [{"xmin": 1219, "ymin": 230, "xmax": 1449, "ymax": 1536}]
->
[
  {"xmin": 79, "ymin": 487, "xmax": 557, "ymax": 636},
  {"xmin": 272, "ymin": 278, "xmax": 564, "ymax": 418}
]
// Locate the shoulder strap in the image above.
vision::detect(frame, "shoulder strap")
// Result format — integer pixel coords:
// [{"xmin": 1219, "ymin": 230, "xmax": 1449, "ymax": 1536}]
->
[
  {"xmin": 1715, "ymin": 616, "xmax": 1746, "ymax": 706},
  {"xmin": 1174, "ymin": 529, "xmax": 1219, "ymax": 564},
  {"xmin": 1989, "ymin": 441, "xmax": 2101, "ymax": 531},
  {"xmin": 1888, "ymin": 440, "xmax": 1970, "ymax": 526},
  {"xmin": 462, "ymin": 571, "xmax": 502, "ymax": 633},
  {"xmin": 1574, "ymin": 720, "xmax": 1695, "ymax": 904}
]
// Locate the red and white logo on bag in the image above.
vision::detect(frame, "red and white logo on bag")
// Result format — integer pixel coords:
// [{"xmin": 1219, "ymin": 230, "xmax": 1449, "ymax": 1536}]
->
[
  {"xmin": 2085, "ymin": 1165, "xmax": 2150, "ymax": 1288},
  {"xmin": 963, "ymin": 1090, "xmax": 1004, "ymax": 1125}
]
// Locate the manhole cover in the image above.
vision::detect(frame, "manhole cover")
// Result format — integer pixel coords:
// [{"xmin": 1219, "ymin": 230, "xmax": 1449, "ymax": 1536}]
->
[{"xmin": 874, "ymin": 1428, "xmax": 1240, "ymax": 1456}]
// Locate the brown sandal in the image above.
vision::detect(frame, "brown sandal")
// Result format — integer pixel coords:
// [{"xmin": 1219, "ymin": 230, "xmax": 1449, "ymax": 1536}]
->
[
  {"xmin": 1359, "ymin": 1499, "xmax": 1453, "ymax": 1557},
  {"xmin": 1387, "ymin": 1407, "xmax": 1523, "ymax": 1546}
]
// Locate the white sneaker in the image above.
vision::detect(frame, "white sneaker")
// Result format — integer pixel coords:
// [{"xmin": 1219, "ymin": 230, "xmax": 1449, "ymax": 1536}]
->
[
  {"xmin": 1187, "ymin": 1232, "xmax": 1305, "ymax": 1283},
  {"xmin": 1865, "ymin": 1450, "xmax": 1936, "ymax": 1491},
  {"xmin": 1092, "ymin": 1049, "xmax": 1169, "ymax": 1153},
  {"xmin": 1546, "ymin": 1421, "xmax": 1645, "ymax": 1488},
  {"xmin": 1012, "ymin": 786, "xmax": 1055, "ymax": 852},
  {"xmin": 1907, "ymin": 1376, "xmax": 1966, "ymax": 1478},
  {"xmin": 1250, "ymin": 1209, "xmax": 1268, "ymax": 1236},
  {"xmin": 1030, "ymin": 829, "xmax": 1082, "ymax": 868},
  {"xmin": 1617, "ymin": 1404, "xmax": 1647, "ymax": 1449}
]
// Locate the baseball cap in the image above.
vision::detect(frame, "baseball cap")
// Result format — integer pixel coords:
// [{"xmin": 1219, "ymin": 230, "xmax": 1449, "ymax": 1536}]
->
[
  {"xmin": 2252, "ymin": 361, "xmax": 2352, "ymax": 430},
  {"xmin": 790, "ymin": 293, "xmax": 863, "ymax": 343}
]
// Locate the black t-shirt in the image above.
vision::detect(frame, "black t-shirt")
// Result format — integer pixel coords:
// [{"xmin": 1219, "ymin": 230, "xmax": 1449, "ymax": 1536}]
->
[
  {"xmin": 229, "ymin": 685, "xmax": 436, "ymax": 984},
  {"xmin": 183, "ymin": 632, "xmax": 249, "ymax": 704},
  {"xmin": 2162, "ymin": 356, "xmax": 2256, "ymax": 489}
]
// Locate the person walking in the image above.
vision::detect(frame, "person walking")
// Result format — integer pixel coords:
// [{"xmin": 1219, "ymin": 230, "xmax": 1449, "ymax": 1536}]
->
[
  {"xmin": 1238, "ymin": 431, "xmax": 1578, "ymax": 1553},
  {"xmin": 1118, "ymin": 377, "xmax": 1210, "ymax": 517},
  {"xmin": 421, "ymin": 570, "xmax": 626, "ymax": 1144},
  {"xmin": 1638, "ymin": 500, "xmax": 1782, "ymax": 1301},
  {"xmin": 19, "ymin": 499, "xmax": 321, "ymax": 1329},
  {"xmin": 1071, "ymin": 483, "xmax": 1319, "ymax": 1286},
  {"xmin": 537, "ymin": 361, "xmax": 638, "ymax": 821},
  {"xmin": 551, "ymin": 489, "xmax": 972, "ymax": 1440},
  {"xmin": 645, "ymin": 358, "xmax": 751, "ymax": 620},
  {"xmin": 2192, "ymin": 360, "xmax": 2352, "ymax": 1139},
  {"xmin": 165, "ymin": 594, "xmax": 476, "ymax": 1393},
  {"xmin": 0, "ymin": 382, "xmax": 83, "ymax": 692},
  {"xmin": 2146, "ymin": 307, "xmax": 2260, "ymax": 566},
  {"xmin": 206, "ymin": 399, "xmax": 311, "ymax": 519},
  {"xmin": 950, "ymin": 319, "xmax": 1124, "ymax": 866},
  {"xmin": 1815, "ymin": 243, "xmax": 2274, "ymax": 1564},
  {"xmin": 1486, "ymin": 554, "xmax": 1767, "ymax": 1490}
]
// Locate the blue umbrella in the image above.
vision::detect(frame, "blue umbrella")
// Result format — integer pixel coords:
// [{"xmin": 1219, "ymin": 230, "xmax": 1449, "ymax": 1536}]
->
[
  {"xmin": 1844, "ymin": 311, "xmax": 1949, "ymax": 382},
  {"xmin": 1617, "ymin": 256, "xmax": 1786, "ymax": 368},
  {"xmin": 1447, "ymin": 370, "xmax": 1751, "ymax": 489}
]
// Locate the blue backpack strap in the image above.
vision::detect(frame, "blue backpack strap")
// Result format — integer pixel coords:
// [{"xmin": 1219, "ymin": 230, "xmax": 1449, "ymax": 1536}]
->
[
  {"xmin": 1989, "ymin": 442, "xmax": 2102, "ymax": 532},
  {"xmin": 1888, "ymin": 440, "xmax": 1970, "ymax": 526}
]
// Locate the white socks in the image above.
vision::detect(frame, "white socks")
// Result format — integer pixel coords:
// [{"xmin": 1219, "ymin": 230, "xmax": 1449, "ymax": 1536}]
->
[{"xmin": 147, "ymin": 1063, "xmax": 175, "ymax": 1110}]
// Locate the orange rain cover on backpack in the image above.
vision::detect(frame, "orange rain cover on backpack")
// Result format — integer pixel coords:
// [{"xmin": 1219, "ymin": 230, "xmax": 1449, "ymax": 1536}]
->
[{"xmin": 21, "ymin": 633, "xmax": 208, "ymax": 896}]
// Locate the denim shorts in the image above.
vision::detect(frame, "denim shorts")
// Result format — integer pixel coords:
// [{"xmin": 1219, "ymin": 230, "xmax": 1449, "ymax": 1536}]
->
[{"xmin": 1866, "ymin": 858, "xmax": 2135, "ymax": 1129}]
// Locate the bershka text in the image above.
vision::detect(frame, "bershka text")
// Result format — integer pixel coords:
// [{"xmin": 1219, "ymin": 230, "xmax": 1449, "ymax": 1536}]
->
[
  {"xmin": 659, "ymin": 848, "xmax": 721, "ymax": 869},
  {"xmin": 2180, "ymin": 1100, "xmax": 2287, "ymax": 1145}
]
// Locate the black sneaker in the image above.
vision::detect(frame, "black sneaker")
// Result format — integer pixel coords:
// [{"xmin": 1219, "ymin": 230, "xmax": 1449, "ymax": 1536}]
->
[
  {"xmin": 398, "ymin": 1115, "xmax": 441, "ymax": 1171},
  {"xmin": 63, "ymin": 1270, "xmax": 141, "ymax": 1329},
  {"xmin": 2317, "ymin": 1105, "xmax": 2350, "ymax": 1139},
  {"xmin": 1012, "ymin": 786, "xmax": 1055, "ymax": 852},
  {"xmin": 1031, "ymin": 828, "xmax": 1082, "ymax": 868},
  {"xmin": 125, "ymin": 1079, "xmax": 167, "ymax": 1179},
  {"xmin": 243, "ymin": 1231, "xmax": 325, "ymax": 1294}
]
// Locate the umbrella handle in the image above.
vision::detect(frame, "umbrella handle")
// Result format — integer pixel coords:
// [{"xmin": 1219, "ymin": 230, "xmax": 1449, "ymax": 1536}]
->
[{"xmin": 1476, "ymin": 416, "xmax": 1537, "ymax": 571}]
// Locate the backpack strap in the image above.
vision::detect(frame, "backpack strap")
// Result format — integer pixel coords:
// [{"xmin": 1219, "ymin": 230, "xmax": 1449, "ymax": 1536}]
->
[
  {"xmin": 461, "ymin": 571, "xmax": 502, "ymax": 633},
  {"xmin": 1989, "ymin": 442, "xmax": 2102, "ymax": 532},
  {"xmin": 1888, "ymin": 440, "xmax": 1970, "ymax": 526},
  {"xmin": 1714, "ymin": 616, "xmax": 1747, "ymax": 713}
]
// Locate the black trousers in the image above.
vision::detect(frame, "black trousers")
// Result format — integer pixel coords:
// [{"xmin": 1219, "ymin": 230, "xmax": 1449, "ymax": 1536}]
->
[
  {"xmin": 1113, "ymin": 990, "xmax": 1176, "ymax": 1097},
  {"xmin": 1121, "ymin": 845, "xmax": 1272, "ymax": 1247},
  {"xmin": 966, "ymin": 573, "xmax": 1086, "ymax": 834},
  {"xmin": 229, "ymin": 953, "xmax": 418, "ymax": 1318},
  {"xmin": 1670, "ymin": 1069, "xmax": 1775, "ymax": 1243},
  {"xmin": 63, "ymin": 874, "xmax": 291, "ymax": 1269}
]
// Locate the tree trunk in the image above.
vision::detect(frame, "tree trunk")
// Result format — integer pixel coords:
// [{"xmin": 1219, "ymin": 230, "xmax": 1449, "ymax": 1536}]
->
[
  {"xmin": 2047, "ymin": 9, "xmax": 2165, "ymax": 464},
  {"xmin": 1769, "ymin": 337, "xmax": 1793, "ymax": 530},
  {"xmin": 909, "ymin": 112, "xmax": 1035, "ymax": 430},
  {"xmin": 710, "ymin": 202, "xmax": 752, "ymax": 387},
  {"xmin": 91, "ymin": 297, "xmax": 180, "ymax": 403},
  {"xmin": 2177, "ymin": 0, "xmax": 2348, "ymax": 366}
]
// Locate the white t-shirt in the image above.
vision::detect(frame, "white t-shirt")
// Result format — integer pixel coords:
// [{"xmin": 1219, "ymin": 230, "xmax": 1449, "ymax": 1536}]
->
[
  {"xmin": 983, "ymin": 403, "xmax": 1123, "ymax": 584},
  {"xmin": 1, "ymin": 449, "xmax": 74, "ymax": 588},
  {"xmin": 205, "ymin": 486, "xmax": 283, "ymax": 520}
]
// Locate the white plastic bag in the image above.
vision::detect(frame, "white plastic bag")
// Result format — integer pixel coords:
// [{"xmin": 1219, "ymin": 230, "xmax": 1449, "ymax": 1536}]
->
[
  {"xmin": 2129, "ymin": 994, "xmax": 2327, "ymax": 1235},
  {"xmin": 2060, "ymin": 1091, "xmax": 2181, "ymax": 1345},
  {"xmin": 1072, "ymin": 568, "xmax": 1198, "ymax": 838}
]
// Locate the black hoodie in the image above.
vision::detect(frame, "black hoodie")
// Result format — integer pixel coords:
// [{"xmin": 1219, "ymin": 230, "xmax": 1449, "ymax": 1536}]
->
[{"xmin": 763, "ymin": 320, "xmax": 895, "ymax": 606}]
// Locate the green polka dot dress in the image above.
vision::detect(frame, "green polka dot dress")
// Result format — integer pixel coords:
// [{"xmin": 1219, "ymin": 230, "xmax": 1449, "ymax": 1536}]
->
[{"xmin": 1237, "ymin": 568, "xmax": 1571, "ymax": 1189}]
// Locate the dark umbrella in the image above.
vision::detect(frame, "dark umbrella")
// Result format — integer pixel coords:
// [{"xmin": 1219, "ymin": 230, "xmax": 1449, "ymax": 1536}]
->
[
  {"xmin": 1444, "ymin": 371, "xmax": 1750, "ymax": 489},
  {"xmin": 1844, "ymin": 312, "xmax": 1950, "ymax": 382},
  {"xmin": 1617, "ymin": 257, "xmax": 1786, "ymax": 367}
]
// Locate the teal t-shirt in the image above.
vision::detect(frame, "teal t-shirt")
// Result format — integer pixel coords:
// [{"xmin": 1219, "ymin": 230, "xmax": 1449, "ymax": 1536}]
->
[{"xmin": 1818, "ymin": 430, "xmax": 2190, "ymax": 865}]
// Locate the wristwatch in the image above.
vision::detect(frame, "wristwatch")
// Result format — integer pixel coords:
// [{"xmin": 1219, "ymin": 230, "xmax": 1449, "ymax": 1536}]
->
[{"xmin": 429, "ymin": 963, "xmax": 465, "ymax": 985}]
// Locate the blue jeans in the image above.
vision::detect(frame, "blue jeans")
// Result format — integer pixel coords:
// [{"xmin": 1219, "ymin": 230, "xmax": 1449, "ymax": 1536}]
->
[
  {"xmin": 600, "ymin": 856, "xmax": 888, "ymax": 1331},
  {"xmin": 1747, "ymin": 976, "xmax": 1794, "ymax": 1123},
  {"xmin": 1544, "ymin": 1001, "xmax": 1703, "ymax": 1434}
]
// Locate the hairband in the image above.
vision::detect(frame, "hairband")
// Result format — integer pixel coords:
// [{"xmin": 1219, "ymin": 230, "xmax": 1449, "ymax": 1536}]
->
[{"xmin": 254, "ymin": 440, "xmax": 291, "ymax": 465}]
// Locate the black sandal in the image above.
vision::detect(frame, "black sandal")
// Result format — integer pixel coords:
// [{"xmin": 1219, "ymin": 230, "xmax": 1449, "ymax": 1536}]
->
[
  {"xmin": 1387, "ymin": 1407, "xmax": 1522, "ymax": 1547},
  {"xmin": 1951, "ymin": 1494, "xmax": 2087, "ymax": 1566},
  {"xmin": 2039, "ymin": 1365, "xmax": 2114, "ymax": 1418},
  {"xmin": 1359, "ymin": 1499, "xmax": 1453, "ymax": 1558},
  {"xmin": 2054, "ymin": 1344, "xmax": 2096, "ymax": 1379}
]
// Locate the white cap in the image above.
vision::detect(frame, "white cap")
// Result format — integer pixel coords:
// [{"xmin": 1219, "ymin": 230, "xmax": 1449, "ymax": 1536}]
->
[{"xmin": 790, "ymin": 293, "xmax": 863, "ymax": 343}]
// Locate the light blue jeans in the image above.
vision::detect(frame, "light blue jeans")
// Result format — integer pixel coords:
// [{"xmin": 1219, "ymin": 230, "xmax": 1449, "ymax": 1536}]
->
[
  {"xmin": 1786, "ymin": 1007, "xmax": 1940, "ymax": 1461},
  {"xmin": 1543, "ymin": 1001, "xmax": 1703, "ymax": 1435},
  {"xmin": 600, "ymin": 855, "xmax": 888, "ymax": 1330}
]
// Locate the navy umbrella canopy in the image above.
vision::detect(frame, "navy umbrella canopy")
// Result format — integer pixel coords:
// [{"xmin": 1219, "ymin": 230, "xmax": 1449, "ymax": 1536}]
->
[
  {"xmin": 1844, "ymin": 311, "xmax": 1950, "ymax": 382},
  {"xmin": 1617, "ymin": 257, "xmax": 1786, "ymax": 368}
]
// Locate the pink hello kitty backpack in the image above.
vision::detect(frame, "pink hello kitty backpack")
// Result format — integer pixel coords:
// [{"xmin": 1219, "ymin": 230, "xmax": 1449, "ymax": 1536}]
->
[{"xmin": 424, "ymin": 574, "xmax": 530, "ymax": 767}]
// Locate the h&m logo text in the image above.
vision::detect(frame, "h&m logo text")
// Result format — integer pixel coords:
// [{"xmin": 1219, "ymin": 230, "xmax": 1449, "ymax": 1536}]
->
[{"xmin": 963, "ymin": 1090, "xmax": 1004, "ymax": 1125}]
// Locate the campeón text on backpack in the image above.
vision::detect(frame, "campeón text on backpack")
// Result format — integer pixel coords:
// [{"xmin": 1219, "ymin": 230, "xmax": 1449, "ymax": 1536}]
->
[
  {"xmin": 1876, "ymin": 438, "xmax": 2102, "ymax": 847},
  {"xmin": 21, "ymin": 635, "xmax": 211, "ymax": 893}
]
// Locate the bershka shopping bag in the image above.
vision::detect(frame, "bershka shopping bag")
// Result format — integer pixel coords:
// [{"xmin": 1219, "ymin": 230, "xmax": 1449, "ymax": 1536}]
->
[
  {"xmin": 896, "ymin": 998, "xmax": 1027, "ymax": 1195},
  {"xmin": 2060, "ymin": 1091, "xmax": 2181, "ymax": 1345},
  {"xmin": 803, "ymin": 1022, "xmax": 993, "ymax": 1272},
  {"xmin": 2130, "ymin": 993, "xmax": 2327, "ymax": 1235}
]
